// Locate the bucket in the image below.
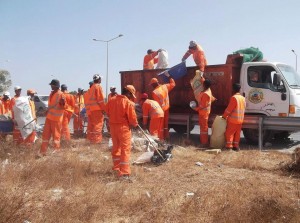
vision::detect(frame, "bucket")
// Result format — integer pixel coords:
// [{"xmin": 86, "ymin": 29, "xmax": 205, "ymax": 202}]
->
[{"xmin": 0, "ymin": 120, "xmax": 13, "ymax": 133}]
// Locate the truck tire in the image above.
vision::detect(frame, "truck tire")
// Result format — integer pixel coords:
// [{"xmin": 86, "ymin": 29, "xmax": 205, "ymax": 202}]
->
[
  {"xmin": 171, "ymin": 124, "xmax": 194, "ymax": 134},
  {"xmin": 242, "ymin": 128, "xmax": 272, "ymax": 144}
]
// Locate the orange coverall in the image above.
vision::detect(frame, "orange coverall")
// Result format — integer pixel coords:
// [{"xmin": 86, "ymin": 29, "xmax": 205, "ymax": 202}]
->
[
  {"xmin": 40, "ymin": 90, "xmax": 66, "ymax": 154},
  {"xmin": 223, "ymin": 93, "xmax": 246, "ymax": 149},
  {"xmin": 143, "ymin": 51, "xmax": 159, "ymax": 69},
  {"xmin": 142, "ymin": 99, "xmax": 164, "ymax": 139},
  {"xmin": 106, "ymin": 95, "xmax": 138, "ymax": 177},
  {"xmin": 152, "ymin": 78, "xmax": 176, "ymax": 139},
  {"xmin": 195, "ymin": 88, "xmax": 215, "ymax": 145},
  {"xmin": 11, "ymin": 96, "xmax": 36, "ymax": 146},
  {"xmin": 61, "ymin": 92, "xmax": 75, "ymax": 141},
  {"xmin": 83, "ymin": 90, "xmax": 92, "ymax": 140},
  {"xmin": 108, "ymin": 92, "xmax": 117, "ymax": 101},
  {"xmin": 182, "ymin": 44, "xmax": 207, "ymax": 72},
  {"xmin": 73, "ymin": 94, "xmax": 84, "ymax": 136},
  {"xmin": 1, "ymin": 99, "xmax": 11, "ymax": 115},
  {"xmin": 89, "ymin": 83, "xmax": 106, "ymax": 144}
]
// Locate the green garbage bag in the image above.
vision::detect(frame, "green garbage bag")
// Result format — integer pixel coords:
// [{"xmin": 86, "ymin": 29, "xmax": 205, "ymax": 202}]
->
[{"xmin": 233, "ymin": 47, "xmax": 263, "ymax": 62}]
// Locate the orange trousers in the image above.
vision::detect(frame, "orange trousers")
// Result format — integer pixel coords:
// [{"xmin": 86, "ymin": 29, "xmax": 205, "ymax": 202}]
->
[
  {"xmin": 13, "ymin": 127, "xmax": 36, "ymax": 147},
  {"xmin": 110, "ymin": 123, "xmax": 131, "ymax": 176},
  {"xmin": 13, "ymin": 127, "xmax": 23, "ymax": 145},
  {"xmin": 89, "ymin": 110, "xmax": 104, "ymax": 144},
  {"xmin": 225, "ymin": 122, "xmax": 242, "ymax": 149},
  {"xmin": 86, "ymin": 114, "xmax": 92, "ymax": 141},
  {"xmin": 149, "ymin": 117, "xmax": 164, "ymax": 140},
  {"xmin": 163, "ymin": 109, "xmax": 170, "ymax": 140},
  {"xmin": 73, "ymin": 114, "xmax": 84, "ymax": 136},
  {"xmin": 198, "ymin": 114, "xmax": 209, "ymax": 145},
  {"xmin": 40, "ymin": 118, "xmax": 62, "ymax": 154},
  {"xmin": 61, "ymin": 111, "xmax": 72, "ymax": 141}
]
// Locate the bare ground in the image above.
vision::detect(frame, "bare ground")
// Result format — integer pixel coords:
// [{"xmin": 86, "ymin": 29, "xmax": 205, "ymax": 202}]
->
[{"xmin": 1, "ymin": 135, "xmax": 300, "ymax": 223}]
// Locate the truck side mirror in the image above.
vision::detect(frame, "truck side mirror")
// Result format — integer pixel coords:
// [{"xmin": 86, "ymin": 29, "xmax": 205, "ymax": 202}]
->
[
  {"xmin": 281, "ymin": 93, "xmax": 287, "ymax": 101},
  {"xmin": 273, "ymin": 73, "xmax": 282, "ymax": 86}
]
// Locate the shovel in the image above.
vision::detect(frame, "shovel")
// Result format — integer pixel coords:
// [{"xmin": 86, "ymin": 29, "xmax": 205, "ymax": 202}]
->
[
  {"xmin": 137, "ymin": 124, "xmax": 165, "ymax": 160},
  {"xmin": 22, "ymin": 118, "xmax": 37, "ymax": 130}
]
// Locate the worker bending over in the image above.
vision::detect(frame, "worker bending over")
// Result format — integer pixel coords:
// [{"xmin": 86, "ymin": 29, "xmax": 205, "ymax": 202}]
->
[
  {"xmin": 150, "ymin": 73, "xmax": 176, "ymax": 140},
  {"xmin": 106, "ymin": 85, "xmax": 138, "ymax": 180},
  {"xmin": 222, "ymin": 83, "xmax": 246, "ymax": 151},
  {"xmin": 182, "ymin": 40, "xmax": 207, "ymax": 73},
  {"xmin": 139, "ymin": 93, "xmax": 164, "ymax": 140}
]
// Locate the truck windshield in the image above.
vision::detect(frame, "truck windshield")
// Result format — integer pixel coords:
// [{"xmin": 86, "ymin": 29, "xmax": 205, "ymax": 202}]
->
[{"xmin": 277, "ymin": 64, "xmax": 300, "ymax": 88}]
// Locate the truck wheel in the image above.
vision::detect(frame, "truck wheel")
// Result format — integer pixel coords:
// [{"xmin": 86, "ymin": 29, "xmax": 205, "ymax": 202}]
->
[
  {"xmin": 273, "ymin": 131, "xmax": 290, "ymax": 141},
  {"xmin": 242, "ymin": 128, "xmax": 272, "ymax": 144},
  {"xmin": 171, "ymin": 125, "xmax": 194, "ymax": 134}
]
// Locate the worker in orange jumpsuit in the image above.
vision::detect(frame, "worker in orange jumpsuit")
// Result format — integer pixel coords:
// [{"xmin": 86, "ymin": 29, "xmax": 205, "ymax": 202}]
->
[
  {"xmin": 27, "ymin": 89, "xmax": 37, "ymax": 120},
  {"xmin": 150, "ymin": 73, "xmax": 176, "ymax": 140},
  {"xmin": 39, "ymin": 79, "xmax": 66, "ymax": 156},
  {"xmin": 182, "ymin": 40, "xmax": 207, "ymax": 73},
  {"xmin": 83, "ymin": 81, "xmax": 94, "ymax": 141},
  {"xmin": 60, "ymin": 84, "xmax": 75, "ymax": 141},
  {"xmin": 1, "ymin": 92, "xmax": 11, "ymax": 115},
  {"xmin": 73, "ymin": 88, "xmax": 85, "ymax": 137},
  {"xmin": 143, "ymin": 49, "xmax": 162, "ymax": 70},
  {"xmin": 191, "ymin": 79, "xmax": 216, "ymax": 147},
  {"xmin": 106, "ymin": 85, "xmax": 138, "ymax": 179},
  {"xmin": 88, "ymin": 74, "xmax": 106, "ymax": 144},
  {"xmin": 222, "ymin": 83, "xmax": 246, "ymax": 152},
  {"xmin": 139, "ymin": 93, "xmax": 164, "ymax": 140},
  {"xmin": 108, "ymin": 86, "xmax": 117, "ymax": 101}
]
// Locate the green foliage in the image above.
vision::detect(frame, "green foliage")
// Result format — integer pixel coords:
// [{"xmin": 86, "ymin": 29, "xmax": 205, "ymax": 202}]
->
[{"xmin": 0, "ymin": 70, "xmax": 12, "ymax": 94}]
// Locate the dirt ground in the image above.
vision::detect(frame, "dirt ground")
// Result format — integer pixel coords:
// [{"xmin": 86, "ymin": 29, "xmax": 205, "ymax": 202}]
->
[{"xmin": 1, "ymin": 133, "xmax": 300, "ymax": 223}]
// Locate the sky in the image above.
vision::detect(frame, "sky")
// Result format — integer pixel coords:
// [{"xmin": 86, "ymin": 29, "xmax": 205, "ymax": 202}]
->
[{"xmin": 1, "ymin": 0, "xmax": 300, "ymax": 96}]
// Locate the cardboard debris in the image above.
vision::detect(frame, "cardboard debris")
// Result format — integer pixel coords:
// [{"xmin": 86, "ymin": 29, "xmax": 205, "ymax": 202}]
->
[{"xmin": 205, "ymin": 149, "xmax": 221, "ymax": 154}]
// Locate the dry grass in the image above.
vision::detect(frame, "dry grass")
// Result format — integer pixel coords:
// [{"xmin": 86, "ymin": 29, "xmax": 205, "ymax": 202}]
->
[{"xmin": 1, "ymin": 137, "xmax": 300, "ymax": 223}]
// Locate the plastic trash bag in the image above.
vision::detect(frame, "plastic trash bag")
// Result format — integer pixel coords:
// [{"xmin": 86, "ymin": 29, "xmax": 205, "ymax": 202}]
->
[
  {"xmin": 210, "ymin": 116, "xmax": 227, "ymax": 149},
  {"xmin": 156, "ymin": 49, "xmax": 169, "ymax": 69},
  {"xmin": 133, "ymin": 151, "xmax": 154, "ymax": 164}
]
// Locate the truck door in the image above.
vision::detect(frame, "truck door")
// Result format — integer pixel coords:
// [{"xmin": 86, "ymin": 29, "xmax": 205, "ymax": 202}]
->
[{"xmin": 242, "ymin": 65, "xmax": 289, "ymax": 116}]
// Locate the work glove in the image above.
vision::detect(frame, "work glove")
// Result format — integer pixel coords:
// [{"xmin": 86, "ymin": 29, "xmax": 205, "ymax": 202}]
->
[{"xmin": 181, "ymin": 58, "xmax": 186, "ymax": 62}]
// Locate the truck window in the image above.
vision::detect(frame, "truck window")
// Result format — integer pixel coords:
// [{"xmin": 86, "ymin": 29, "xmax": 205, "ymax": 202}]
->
[{"xmin": 247, "ymin": 66, "xmax": 278, "ymax": 91}]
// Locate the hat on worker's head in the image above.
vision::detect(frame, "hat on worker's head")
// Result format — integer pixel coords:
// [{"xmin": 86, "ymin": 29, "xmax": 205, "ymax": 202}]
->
[
  {"xmin": 89, "ymin": 81, "xmax": 94, "ymax": 86},
  {"xmin": 93, "ymin": 74, "xmax": 101, "ymax": 81},
  {"xmin": 110, "ymin": 86, "xmax": 116, "ymax": 90},
  {"xmin": 140, "ymin": 93, "xmax": 148, "ymax": 100},
  {"xmin": 149, "ymin": 78, "xmax": 159, "ymax": 85},
  {"xmin": 125, "ymin": 85, "xmax": 136, "ymax": 98},
  {"xmin": 189, "ymin": 40, "xmax": 197, "ymax": 48},
  {"xmin": 27, "ymin": 89, "xmax": 36, "ymax": 95},
  {"xmin": 49, "ymin": 79, "xmax": 60, "ymax": 88},
  {"xmin": 3, "ymin": 91, "xmax": 10, "ymax": 97},
  {"xmin": 61, "ymin": 84, "xmax": 68, "ymax": 90},
  {"xmin": 78, "ymin": 88, "xmax": 83, "ymax": 92},
  {"xmin": 147, "ymin": 49, "xmax": 154, "ymax": 54},
  {"xmin": 14, "ymin": 86, "xmax": 22, "ymax": 91}
]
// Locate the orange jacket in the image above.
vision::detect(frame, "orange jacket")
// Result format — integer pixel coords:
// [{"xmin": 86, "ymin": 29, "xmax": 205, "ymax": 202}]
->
[
  {"xmin": 1, "ymin": 99, "xmax": 11, "ymax": 115},
  {"xmin": 74, "ymin": 94, "xmax": 85, "ymax": 114},
  {"xmin": 152, "ymin": 78, "xmax": 176, "ymax": 111},
  {"xmin": 83, "ymin": 90, "xmax": 91, "ymax": 116},
  {"xmin": 183, "ymin": 44, "xmax": 207, "ymax": 72},
  {"xmin": 106, "ymin": 95, "xmax": 138, "ymax": 126},
  {"xmin": 47, "ymin": 90, "xmax": 66, "ymax": 122},
  {"xmin": 89, "ymin": 83, "xmax": 106, "ymax": 112},
  {"xmin": 143, "ymin": 51, "xmax": 158, "ymax": 69},
  {"xmin": 108, "ymin": 92, "xmax": 117, "ymax": 101},
  {"xmin": 195, "ymin": 88, "xmax": 215, "ymax": 117},
  {"xmin": 63, "ymin": 92, "xmax": 75, "ymax": 113},
  {"xmin": 223, "ymin": 93, "xmax": 246, "ymax": 124},
  {"xmin": 142, "ymin": 99, "xmax": 164, "ymax": 125}
]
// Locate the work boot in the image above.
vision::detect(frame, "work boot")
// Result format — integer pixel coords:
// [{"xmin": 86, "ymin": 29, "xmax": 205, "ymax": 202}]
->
[
  {"xmin": 222, "ymin": 147, "xmax": 232, "ymax": 152},
  {"xmin": 232, "ymin": 147, "xmax": 240, "ymax": 152}
]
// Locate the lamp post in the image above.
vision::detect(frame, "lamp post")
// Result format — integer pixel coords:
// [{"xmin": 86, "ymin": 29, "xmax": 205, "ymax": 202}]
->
[
  {"xmin": 93, "ymin": 34, "xmax": 123, "ymax": 101},
  {"xmin": 292, "ymin": 49, "xmax": 297, "ymax": 71}
]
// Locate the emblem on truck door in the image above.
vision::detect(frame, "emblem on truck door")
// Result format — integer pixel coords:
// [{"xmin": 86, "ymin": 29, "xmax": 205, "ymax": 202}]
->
[{"xmin": 248, "ymin": 88, "xmax": 264, "ymax": 104}]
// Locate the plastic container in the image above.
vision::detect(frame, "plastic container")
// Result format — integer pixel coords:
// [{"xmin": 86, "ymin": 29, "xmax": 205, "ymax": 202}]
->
[
  {"xmin": 189, "ymin": 101, "xmax": 197, "ymax": 109},
  {"xmin": 0, "ymin": 120, "xmax": 13, "ymax": 133},
  {"xmin": 160, "ymin": 62, "xmax": 187, "ymax": 83}
]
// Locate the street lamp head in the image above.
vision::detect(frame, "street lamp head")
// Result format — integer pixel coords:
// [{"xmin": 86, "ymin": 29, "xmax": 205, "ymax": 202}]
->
[
  {"xmin": 93, "ymin": 39, "xmax": 97, "ymax": 41},
  {"xmin": 119, "ymin": 34, "xmax": 123, "ymax": 37},
  {"xmin": 292, "ymin": 49, "xmax": 295, "ymax": 53}
]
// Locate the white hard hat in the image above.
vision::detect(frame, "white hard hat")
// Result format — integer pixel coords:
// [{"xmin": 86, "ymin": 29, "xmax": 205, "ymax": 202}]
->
[
  {"xmin": 3, "ymin": 91, "xmax": 10, "ymax": 96},
  {"xmin": 14, "ymin": 86, "xmax": 22, "ymax": 91},
  {"xmin": 189, "ymin": 40, "xmax": 197, "ymax": 48},
  {"xmin": 93, "ymin": 74, "xmax": 102, "ymax": 80},
  {"xmin": 189, "ymin": 101, "xmax": 197, "ymax": 108}
]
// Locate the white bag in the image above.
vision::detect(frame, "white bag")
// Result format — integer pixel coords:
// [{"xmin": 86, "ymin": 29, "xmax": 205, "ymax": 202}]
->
[
  {"xmin": 210, "ymin": 116, "xmax": 227, "ymax": 149},
  {"xmin": 13, "ymin": 96, "xmax": 36, "ymax": 139},
  {"xmin": 156, "ymin": 49, "xmax": 169, "ymax": 69},
  {"xmin": 133, "ymin": 151, "xmax": 154, "ymax": 164}
]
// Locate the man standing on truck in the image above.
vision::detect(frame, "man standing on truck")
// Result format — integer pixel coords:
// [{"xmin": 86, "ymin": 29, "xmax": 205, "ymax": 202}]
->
[
  {"xmin": 39, "ymin": 79, "xmax": 66, "ymax": 156},
  {"xmin": 222, "ymin": 83, "xmax": 246, "ymax": 151},
  {"xmin": 143, "ymin": 49, "xmax": 162, "ymax": 70},
  {"xmin": 191, "ymin": 79, "xmax": 215, "ymax": 148},
  {"xmin": 106, "ymin": 85, "xmax": 138, "ymax": 180},
  {"xmin": 139, "ymin": 93, "xmax": 164, "ymax": 140},
  {"xmin": 89, "ymin": 74, "xmax": 106, "ymax": 144},
  {"xmin": 182, "ymin": 40, "xmax": 207, "ymax": 73},
  {"xmin": 150, "ymin": 73, "xmax": 176, "ymax": 140}
]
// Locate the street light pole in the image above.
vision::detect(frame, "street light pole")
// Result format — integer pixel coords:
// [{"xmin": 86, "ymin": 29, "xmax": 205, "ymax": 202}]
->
[
  {"xmin": 292, "ymin": 49, "xmax": 298, "ymax": 71},
  {"xmin": 93, "ymin": 34, "xmax": 123, "ymax": 101}
]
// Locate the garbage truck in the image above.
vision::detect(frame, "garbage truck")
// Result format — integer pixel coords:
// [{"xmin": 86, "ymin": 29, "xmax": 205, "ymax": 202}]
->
[{"xmin": 120, "ymin": 54, "xmax": 300, "ymax": 143}]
